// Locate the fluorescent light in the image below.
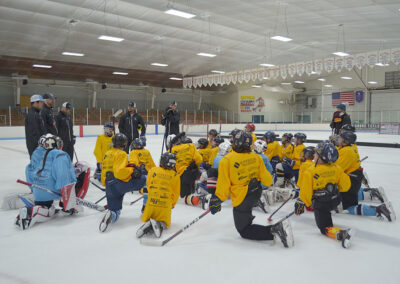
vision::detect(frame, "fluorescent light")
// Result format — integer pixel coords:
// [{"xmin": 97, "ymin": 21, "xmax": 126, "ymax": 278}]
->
[
  {"xmin": 324, "ymin": 84, "xmax": 333, "ymax": 87},
  {"xmin": 270, "ymin": 35, "xmax": 292, "ymax": 42},
  {"xmin": 211, "ymin": 70, "xmax": 225, "ymax": 74},
  {"xmin": 197, "ymin": 52, "xmax": 216, "ymax": 57},
  {"xmin": 311, "ymin": 71, "xmax": 318, "ymax": 75},
  {"xmin": 169, "ymin": 77, "xmax": 183, "ymax": 81},
  {"xmin": 318, "ymin": 78, "xmax": 326, "ymax": 81},
  {"xmin": 252, "ymin": 85, "xmax": 262, "ymax": 88},
  {"xmin": 341, "ymin": 76, "xmax": 352, "ymax": 80},
  {"xmin": 151, "ymin": 63, "xmax": 168, "ymax": 67},
  {"xmin": 368, "ymin": 81, "xmax": 378, "ymax": 84},
  {"xmin": 281, "ymin": 82, "xmax": 291, "ymax": 85},
  {"xmin": 165, "ymin": 9, "xmax": 196, "ymax": 19},
  {"xmin": 62, "ymin": 52, "xmax": 84, "ymax": 57},
  {"xmin": 263, "ymin": 77, "xmax": 269, "ymax": 80},
  {"xmin": 33, "ymin": 64, "xmax": 52, "ymax": 69},
  {"xmin": 113, "ymin": 72, "xmax": 128, "ymax": 75},
  {"xmin": 98, "ymin": 35, "xmax": 124, "ymax": 42},
  {"xmin": 294, "ymin": 81, "xmax": 304, "ymax": 84},
  {"xmin": 259, "ymin": 63, "xmax": 275, "ymax": 67},
  {"xmin": 333, "ymin": 51, "xmax": 349, "ymax": 57},
  {"xmin": 375, "ymin": 62, "xmax": 389, "ymax": 67}
]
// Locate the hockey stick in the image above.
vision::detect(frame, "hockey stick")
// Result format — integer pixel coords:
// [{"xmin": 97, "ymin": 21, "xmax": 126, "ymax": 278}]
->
[
  {"xmin": 95, "ymin": 195, "xmax": 107, "ymax": 204},
  {"xmin": 74, "ymin": 150, "xmax": 79, "ymax": 163},
  {"xmin": 274, "ymin": 211, "xmax": 295, "ymax": 224},
  {"xmin": 112, "ymin": 109, "xmax": 123, "ymax": 133},
  {"xmin": 17, "ymin": 180, "xmax": 106, "ymax": 212},
  {"xmin": 268, "ymin": 196, "xmax": 292, "ymax": 222},
  {"xmin": 360, "ymin": 156, "xmax": 368, "ymax": 163},
  {"xmin": 140, "ymin": 209, "xmax": 211, "ymax": 247},
  {"xmin": 130, "ymin": 195, "xmax": 144, "ymax": 205},
  {"xmin": 90, "ymin": 180, "xmax": 106, "ymax": 191}
]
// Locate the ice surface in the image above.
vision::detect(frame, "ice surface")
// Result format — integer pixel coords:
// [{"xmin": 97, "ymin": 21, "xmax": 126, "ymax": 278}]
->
[{"xmin": 0, "ymin": 133, "xmax": 399, "ymax": 284}]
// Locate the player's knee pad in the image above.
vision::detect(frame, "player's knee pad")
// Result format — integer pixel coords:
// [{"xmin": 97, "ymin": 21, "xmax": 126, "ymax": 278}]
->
[
  {"xmin": 30, "ymin": 205, "xmax": 56, "ymax": 227},
  {"xmin": 276, "ymin": 188, "xmax": 292, "ymax": 201}
]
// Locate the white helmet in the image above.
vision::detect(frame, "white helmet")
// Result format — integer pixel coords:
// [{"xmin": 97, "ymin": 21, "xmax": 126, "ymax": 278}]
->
[
  {"xmin": 166, "ymin": 134, "xmax": 176, "ymax": 150},
  {"xmin": 218, "ymin": 141, "xmax": 231, "ymax": 156},
  {"xmin": 253, "ymin": 139, "xmax": 267, "ymax": 154},
  {"xmin": 39, "ymin": 133, "xmax": 63, "ymax": 150}
]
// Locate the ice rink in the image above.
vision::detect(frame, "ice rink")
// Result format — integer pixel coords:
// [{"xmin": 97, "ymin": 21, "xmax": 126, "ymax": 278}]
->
[{"xmin": 0, "ymin": 132, "xmax": 399, "ymax": 284}]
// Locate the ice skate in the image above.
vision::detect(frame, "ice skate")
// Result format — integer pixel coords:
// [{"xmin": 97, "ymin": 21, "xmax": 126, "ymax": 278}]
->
[
  {"xmin": 99, "ymin": 210, "xmax": 117, "ymax": 232},
  {"xmin": 136, "ymin": 221, "xmax": 153, "ymax": 238},
  {"xmin": 271, "ymin": 219, "xmax": 294, "ymax": 248},
  {"xmin": 150, "ymin": 219, "xmax": 164, "ymax": 238},
  {"xmin": 338, "ymin": 228, "xmax": 354, "ymax": 249},
  {"xmin": 375, "ymin": 202, "xmax": 396, "ymax": 222}
]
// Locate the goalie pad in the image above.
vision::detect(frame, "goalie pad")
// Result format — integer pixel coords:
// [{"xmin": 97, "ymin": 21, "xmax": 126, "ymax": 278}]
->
[
  {"xmin": 1, "ymin": 193, "xmax": 34, "ymax": 210},
  {"xmin": 74, "ymin": 161, "xmax": 90, "ymax": 199},
  {"xmin": 275, "ymin": 163, "xmax": 285, "ymax": 187},
  {"xmin": 61, "ymin": 183, "xmax": 77, "ymax": 211},
  {"xmin": 16, "ymin": 205, "xmax": 56, "ymax": 230}
]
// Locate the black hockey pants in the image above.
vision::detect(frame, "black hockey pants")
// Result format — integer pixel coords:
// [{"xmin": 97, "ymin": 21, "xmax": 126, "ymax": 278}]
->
[{"xmin": 341, "ymin": 169, "xmax": 362, "ymax": 210}]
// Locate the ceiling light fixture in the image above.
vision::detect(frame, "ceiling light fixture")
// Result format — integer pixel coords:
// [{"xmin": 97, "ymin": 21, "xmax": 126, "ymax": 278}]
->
[
  {"xmin": 211, "ymin": 70, "xmax": 225, "ymax": 74},
  {"xmin": 333, "ymin": 51, "xmax": 349, "ymax": 57},
  {"xmin": 62, "ymin": 52, "xmax": 84, "ymax": 57},
  {"xmin": 260, "ymin": 63, "xmax": 275, "ymax": 67},
  {"xmin": 252, "ymin": 85, "xmax": 262, "ymax": 88},
  {"xmin": 310, "ymin": 71, "xmax": 318, "ymax": 75},
  {"xmin": 197, "ymin": 52, "xmax": 216, "ymax": 57},
  {"xmin": 368, "ymin": 81, "xmax": 378, "ymax": 84},
  {"xmin": 324, "ymin": 84, "xmax": 333, "ymax": 87},
  {"xmin": 270, "ymin": 35, "xmax": 292, "ymax": 42},
  {"xmin": 33, "ymin": 64, "xmax": 52, "ymax": 69},
  {"xmin": 98, "ymin": 35, "xmax": 124, "ymax": 42},
  {"xmin": 263, "ymin": 77, "xmax": 269, "ymax": 80},
  {"xmin": 165, "ymin": 9, "xmax": 196, "ymax": 19},
  {"xmin": 169, "ymin": 77, "xmax": 183, "ymax": 81},
  {"xmin": 281, "ymin": 82, "xmax": 291, "ymax": 85},
  {"xmin": 375, "ymin": 62, "xmax": 389, "ymax": 67},
  {"xmin": 341, "ymin": 76, "xmax": 352, "ymax": 80},
  {"xmin": 294, "ymin": 80, "xmax": 304, "ymax": 84},
  {"xmin": 151, "ymin": 63, "xmax": 168, "ymax": 67},
  {"xmin": 113, "ymin": 72, "xmax": 128, "ymax": 75},
  {"xmin": 318, "ymin": 78, "xmax": 326, "ymax": 81}
]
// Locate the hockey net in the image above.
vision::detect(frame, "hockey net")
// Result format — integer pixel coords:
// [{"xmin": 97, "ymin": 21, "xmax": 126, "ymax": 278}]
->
[
  {"xmin": 378, "ymin": 122, "xmax": 400, "ymax": 135},
  {"xmin": 181, "ymin": 123, "xmax": 209, "ymax": 137}
]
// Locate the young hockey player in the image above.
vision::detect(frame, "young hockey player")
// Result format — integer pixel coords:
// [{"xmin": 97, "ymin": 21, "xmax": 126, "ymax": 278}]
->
[
  {"xmin": 196, "ymin": 138, "xmax": 211, "ymax": 163},
  {"xmin": 208, "ymin": 135, "xmax": 225, "ymax": 167},
  {"xmin": 99, "ymin": 133, "xmax": 147, "ymax": 232},
  {"xmin": 263, "ymin": 131, "xmax": 280, "ymax": 172},
  {"xmin": 136, "ymin": 152, "xmax": 180, "ymax": 238},
  {"xmin": 336, "ymin": 131, "xmax": 394, "ymax": 221},
  {"xmin": 294, "ymin": 142, "xmax": 354, "ymax": 248},
  {"xmin": 207, "ymin": 129, "xmax": 218, "ymax": 149},
  {"xmin": 93, "ymin": 122, "xmax": 114, "ymax": 180},
  {"xmin": 279, "ymin": 133, "xmax": 294, "ymax": 160},
  {"xmin": 293, "ymin": 146, "xmax": 316, "ymax": 201},
  {"xmin": 209, "ymin": 131, "xmax": 294, "ymax": 248},
  {"xmin": 15, "ymin": 134, "xmax": 77, "ymax": 230},
  {"xmin": 129, "ymin": 137, "xmax": 155, "ymax": 173},
  {"xmin": 245, "ymin": 123, "xmax": 257, "ymax": 145},
  {"xmin": 253, "ymin": 140, "xmax": 273, "ymax": 174}
]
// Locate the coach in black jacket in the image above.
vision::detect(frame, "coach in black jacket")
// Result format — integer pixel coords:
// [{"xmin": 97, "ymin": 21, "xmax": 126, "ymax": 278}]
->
[
  {"xmin": 118, "ymin": 101, "xmax": 146, "ymax": 152},
  {"xmin": 330, "ymin": 104, "xmax": 351, "ymax": 135},
  {"xmin": 25, "ymin": 95, "xmax": 46, "ymax": 158},
  {"xmin": 56, "ymin": 102, "xmax": 75, "ymax": 161},
  {"xmin": 41, "ymin": 93, "xmax": 58, "ymax": 135},
  {"xmin": 161, "ymin": 100, "xmax": 180, "ymax": 136}
]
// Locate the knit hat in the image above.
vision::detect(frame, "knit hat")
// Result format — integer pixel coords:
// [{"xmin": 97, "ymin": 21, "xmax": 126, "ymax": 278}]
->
[{"xmin": 336, "ymin": 104, "xmax": 346, "ymax": 111}]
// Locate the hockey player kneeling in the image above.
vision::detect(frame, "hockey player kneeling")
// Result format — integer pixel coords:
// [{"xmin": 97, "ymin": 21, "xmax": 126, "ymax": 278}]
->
[
  {"xmin": 15, "ymin": 134, "xmax": 77, "ymax": 230},
  {"xmin": 99, "ymin": 133, "xmax": 146, "ymax": 232},
  {"xmin": 137, "ymin": 153, "xmax": 180, "ymax": 238},
  {"xmin": 295, "ymin": 142, "xmax": 353, "ymax": 248},
  {"xmin": 209, "ymin": 131, "xmax": 294, "ymax": 248}
]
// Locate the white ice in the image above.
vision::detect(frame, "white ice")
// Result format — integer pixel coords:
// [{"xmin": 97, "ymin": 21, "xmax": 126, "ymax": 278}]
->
[{"xmin": 0, "ymin": 132, "xmax": 399, "ymax": 284}]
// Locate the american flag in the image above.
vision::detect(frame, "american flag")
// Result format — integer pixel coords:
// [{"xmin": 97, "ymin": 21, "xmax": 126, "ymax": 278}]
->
[{"xmin": 332, "ymin": 91, "xmax": 354, "ymax": 106}]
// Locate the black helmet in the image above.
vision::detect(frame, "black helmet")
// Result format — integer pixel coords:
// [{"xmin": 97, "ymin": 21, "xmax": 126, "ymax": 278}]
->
[
  {"xmin": 230, "ymin": 128, "xmax": 240, "ymax": 137},
  {"xmin": 282, "ymin": 133, "xmax": 293, "ymax": 143},
  {"xmin": 171, "ymin": 132, "xmax": 186, "ymax": 145},
  {"xmin": 183, "ymin": 137, "xmax": 193, "ymax": 144},
  {"xmin": 232, "ymin": 130, "xmax": 252, "ymax": 153},
  {"xmin": 302, "ymin": 146, "xmax": 315, "ymax": 160},
  {"xmin": 112, "ymin": 133, "xmax": 128, "ymax": 149},
  {"xmin": 213, "ymin": 135, "xmax": 224, "ymax": 145},
  {"xmin": 159, "ymin": 152, "xmax": 176, "ymax": 170},
  {"xmin": 340, "ymin": 131, "xmax": 357, "ymax": 145},
  {"xmin": 294, "ymin": 133, "xmax": 307, "ymax": 142},
  {"xmin": 315, "ymin": 142, "xmax": 338, "ymax": 163},
  {"xmin": 131, "ymin": 137, "xmax": 145, "ymax": 149},
  {"xmin": 263, "ymin": 131, "xmax": 276, "ymax": 142},
  {"xmin": 341, "ymin": 124, "xmax": 356, "ymax": 133},
  {"xmin": 208, "ymin": 129, "xmax": 218, "ymax": 137},
  {"xmin": 197, "ymin": 138, "xmax": 209, "ymax": 149}
]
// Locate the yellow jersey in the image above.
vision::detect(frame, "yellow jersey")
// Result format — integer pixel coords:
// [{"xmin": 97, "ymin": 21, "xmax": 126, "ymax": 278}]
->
[
  {"xmin": 296, "ymin": 160, "xmax": 314, "ymax": 188},
  {"xmin": 171, "ymin": 143, "xmax": 202, "ymax": 175},
  {"xmin": 280, "ymin": 143, "xmax": 294, "ymax": 160},
  {"xmin": 336, "ymin": 145, "xmax": 361, "ymax": 174},
  {"xmin": 93, "ymin": 134, "xmax": 113, "ymax": 163},
  {"xmin": 208, "ymin": 147, "xmax": 219, "ymax": 167},
  {"xmin": 292, "ymin": 144, "xmax": 306, "ymax": 170},
  {"xmin": 198, "ymin": 148, "xmax": 211, "ymax": 163},
  {"xmin": 129, "ymin": 148, "xmax": 156, "ymax": 172},
  {"xmin": 101, "ymin": 148, "xmax": 133, "ymax": 186},
  {"xmin": 215, "ymin": 151, "xmax": 273, "ymax": 207},
  {"xmin": 141, "ymin": 167, "xmax": 181, "ymax": 227},
  {"xmin": 264, "ymin": 141, "xmax": 281, "ymax": 160}
]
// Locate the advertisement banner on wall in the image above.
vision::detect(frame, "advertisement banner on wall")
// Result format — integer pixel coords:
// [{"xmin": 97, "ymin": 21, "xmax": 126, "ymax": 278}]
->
[{"xmin": 240, "ymin": 96, "xmax": 255, "ymax": 112}]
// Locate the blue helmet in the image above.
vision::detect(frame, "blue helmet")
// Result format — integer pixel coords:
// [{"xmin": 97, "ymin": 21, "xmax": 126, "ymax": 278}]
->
[
  {"xmin": 104, "ymin": 122, "xmax": 113, "ymax": 129},
  {"xmin": 294, "ymin": 132, "xmax": 307, "ymax": 142},
  {"xmin": 131, "ymin": 137, "xmax": 146, "ymax": 149},
  {"xmin": 316, "ymin": 142, "xmax": 338, "ymax": 163},
  {"xmin": 263, "ymin": 131, "xmax": 276, "ymax": 142},
  {"xmin": 340, "ymin": 131, "xmax": 357, "ymax": 145}
]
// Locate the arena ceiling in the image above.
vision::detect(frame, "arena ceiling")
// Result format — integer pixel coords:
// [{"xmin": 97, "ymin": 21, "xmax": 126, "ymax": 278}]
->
[{"xmin": 1, "ymin": 0, "xmax": 400, "ymax": 84}]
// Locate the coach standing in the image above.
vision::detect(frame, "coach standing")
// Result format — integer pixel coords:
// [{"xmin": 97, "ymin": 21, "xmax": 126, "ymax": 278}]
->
[
  {"xmin": 161, "ymin": 101, "xmax": 180, "ymax": 151},
  {"xmin": 118, "ymin": 101, "xmax": 146, "ymax": 152},
  {"xmin": 330, "ymin": 104, "xmax": 351, "ymax": 135},
  {"xmin": 25, "ymin": 94, "xmax": 46, "ymax": 158},
  {"xmin": 56, "ymin": 102, "xmax": 75, "ymax": 161},
  {"xmin": 41, "ymin": 93, "xmax": 58, "ymax": 135}
]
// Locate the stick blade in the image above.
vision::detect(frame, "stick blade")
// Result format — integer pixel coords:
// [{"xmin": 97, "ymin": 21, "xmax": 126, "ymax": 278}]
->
[{"xmin": 139, "ymin": 238, "xmax": 164, "ymax": 247}]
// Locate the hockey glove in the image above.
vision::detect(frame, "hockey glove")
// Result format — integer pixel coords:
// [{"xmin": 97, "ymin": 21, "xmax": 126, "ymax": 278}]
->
[
  {"xmin": 200, "ymin": 162, "xmax": 211, "ymax": 171},
  {"xmin": 140, "ymin": 164, "xmax": 148, "ymax": 175},
  {"xmin": 95, "ymin": 163, "xmax": 102, "ymax": 181},
  {"xmin": 72, "ymin": 136, "xmax": 76, "ymax": 145},
  {"xmin": 294, "ymin": 199, "xmax": 305, "ymax": 215},
  {"xmin": 283, "ymin": 157, "xmax": 295, "ymax": 168},
  {"xmin": 131, "ymin": 166, "xmax": 142, "ymax": 179},
  {"xmin": 209, "ymin": 194, "xmax": 222, "ymax": 215}
]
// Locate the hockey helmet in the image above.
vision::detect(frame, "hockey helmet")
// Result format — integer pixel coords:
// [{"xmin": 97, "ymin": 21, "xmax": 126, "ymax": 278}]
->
[
  {"xmin": 245, "ymin": 123, "xmax": 255, "ymax": 132},
  {"xmin": 253, "ymin": 139, "xmax": 267, "ymax": 154},
  {"xmin": 208, "ymin": 129, "xmax": 218, "ymax": 137},
  {"xmin": 263, "ymin": 131, "xmax": 276, "ymax": 142},
  {"xmin": 218, "ymin": 141, "xmax": 231, "ymax": 156},
  {"xmin": 341, "ymin": 124, "xmax": 356, "ymax": 133},
  {"xmin": 159, "ymin": 152, "xmax": 176, "ymax": 170},
  {"xmin": 39, "ymin": 133, "xmax": 63, "ymax": 150},
  {"xmin": 232, "ymin": 130, "xmax": 252, "ymax": 153},
  {"xmin": 302, "ymin": 146, "xmax": 315, "ymax": 160},
  {"xmin": 294, "ymin": 133, "xmax": 307, "ymax": 142},
  {"xmin": 339, "ymin": 131, "xmax": 357, "ymax": 145},
  {"xmin": 112, "ymin": 133, "xmax": 128, "ymax": 149},
  {"xmin": 281, "ymin": 133, "xmax": 293, "ymax": 143},
  {"xmin": 197, "ymin": 138, "xmax": 209, "ymax": 149},
  {"xmin": 315, "ymin": 142, "xmax": 338, "ymax": 163}
]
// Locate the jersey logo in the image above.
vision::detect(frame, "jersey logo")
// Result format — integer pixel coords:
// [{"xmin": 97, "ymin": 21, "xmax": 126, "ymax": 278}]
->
[
  {"xmin": 314, "ymin": 174, "xmax": 320, "ymax": 180},
  {"xmin": 234, "ymin": 162, "xmax": 240, "ymax": 168},
  {"xmin": 152, "ymin": 172, "xmax": 157, "ymax": 178}
]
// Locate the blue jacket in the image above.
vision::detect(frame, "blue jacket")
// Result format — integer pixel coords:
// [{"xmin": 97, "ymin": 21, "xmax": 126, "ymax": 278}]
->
[
  {"xmin": 258, "ymin": 153, "xmax": 273, "ymax": 174},
  {"xmin": 212, "ymin": 155, "xmax": 224, "ymax": 169},
  {"xmin": 26, "ymin": 147, "xmax": 76, "ymax": 202}
]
